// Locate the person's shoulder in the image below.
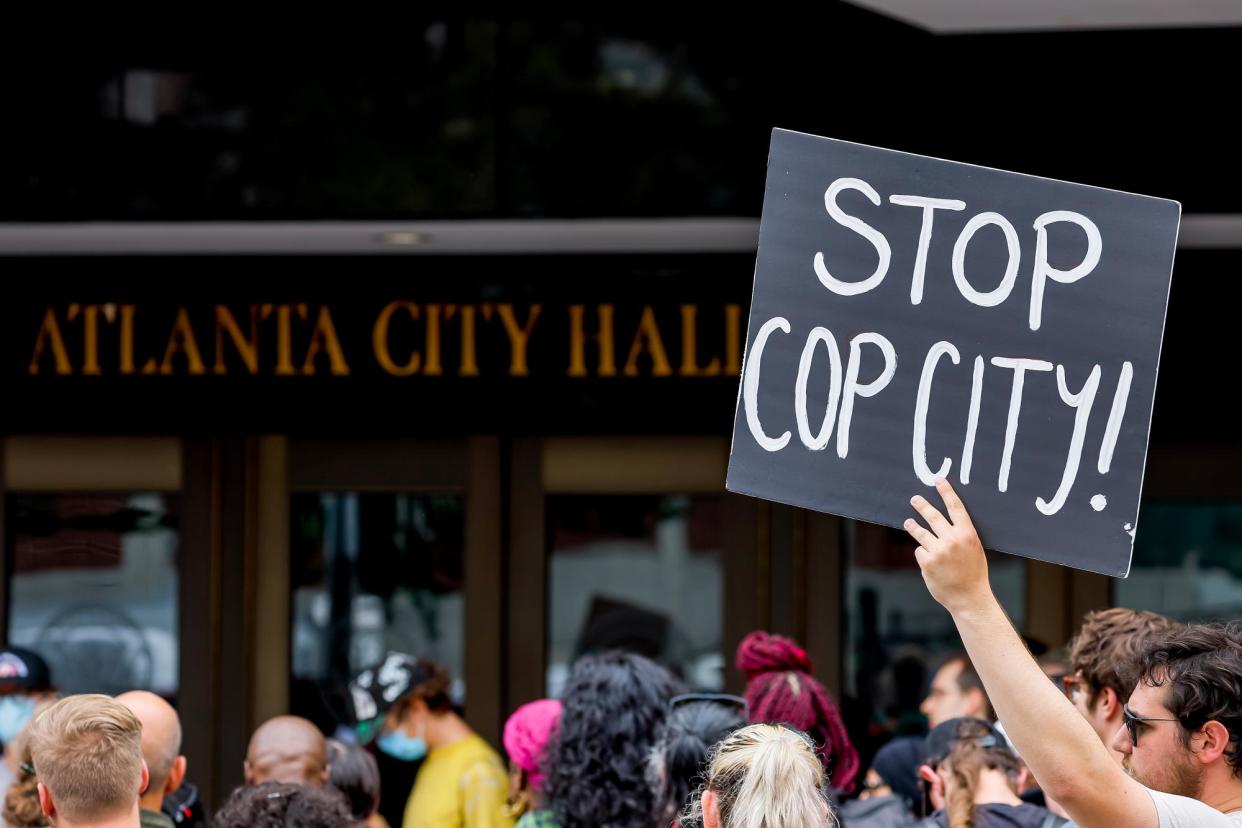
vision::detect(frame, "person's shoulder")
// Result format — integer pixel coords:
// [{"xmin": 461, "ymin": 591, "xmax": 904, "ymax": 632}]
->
[
  {"xmin": 974, "ymin": 801, "xmax": 1056, "ymax": 828},
  {"xmin": 456, "ymin": 736, "xmax": 508, "ymax": 787},
  {"xmin": 459, "ymin": 735, "xmax": 505, "ymax": 766},
  {"xmin": 838, "ymin": 794, "xmax": 916, "ymax": 825},
  {"xmin": 139, "ymin": 808, "xmax": 177, "ymax": 828},
  {"xmin": 1147, "ymin": 789, "xmax": 1242, "ymax": 826}
]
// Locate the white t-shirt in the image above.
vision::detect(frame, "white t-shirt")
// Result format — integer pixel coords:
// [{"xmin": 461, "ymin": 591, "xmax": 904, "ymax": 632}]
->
[
  {"xmin": 1148, "ymin": 789, "xmax": 1242, "ymax": 827},
  {"xmin": 1059, "ymin": 790, "xmax": 1242, "ymax": 828}
]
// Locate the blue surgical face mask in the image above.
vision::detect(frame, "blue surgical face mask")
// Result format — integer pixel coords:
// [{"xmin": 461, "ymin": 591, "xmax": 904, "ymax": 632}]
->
[
  {"xmin": 376, "ymin": 729, "xmax": 428, "ymax": 762},
  {"xmin": 0, "ymin": 696, "xmax": 36, "ymax": 745}
]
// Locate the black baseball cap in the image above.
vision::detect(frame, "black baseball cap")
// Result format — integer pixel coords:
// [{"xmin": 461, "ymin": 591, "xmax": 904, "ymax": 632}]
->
[
  {"xmin": 0, "ymin": 647, "xmax": 53, "ymax": 692},
  {"xmin": 923, "ymin": 717, "xmax": 1008, "ymax": 766},
  {"xmin": 348, "ymin": 652, "xmax": 437, "ymax": 741}
]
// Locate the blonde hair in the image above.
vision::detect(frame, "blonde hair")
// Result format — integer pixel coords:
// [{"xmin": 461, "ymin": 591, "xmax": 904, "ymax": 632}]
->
[
  {"xmin": 26, "ymin": 695, "xmax": 144, "ymax": 822},
  {"xmin": 686, "ymin": 723, "xmax": 835, "ymax": 828}
]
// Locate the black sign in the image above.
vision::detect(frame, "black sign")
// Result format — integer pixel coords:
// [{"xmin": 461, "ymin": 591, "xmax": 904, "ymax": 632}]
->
[{"xmin": 727, "ymin": 130, "xmax": 1180, "ymax": 576}]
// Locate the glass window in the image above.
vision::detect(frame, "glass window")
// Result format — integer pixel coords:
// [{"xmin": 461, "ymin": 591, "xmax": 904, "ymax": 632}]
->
[
  {"xmin": 844, "ymin": 521, "xmax": 1025, "ymax": 741},
  {"xmin": 6, "ymin": 493, "xmax": 179, "ymax": 697},
  {"xmin": 1117, "ymin": 502, "xmax": 1242, "ymax": 620},
  {"xmin": 289, "ymin": 492, "xmax": 465, "ymax": 733},
  {"xmin": 546, "ymin": 494, "xmax": 724, "ymax": 695}
]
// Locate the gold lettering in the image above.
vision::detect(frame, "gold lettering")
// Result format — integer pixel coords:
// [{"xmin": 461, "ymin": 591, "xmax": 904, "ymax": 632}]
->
[
  {"xmin": 568, "ymin": 304, "xmax": 616, "ymax": 377},
  {"xmin": 496, "ymin": 304, "xmax": 541, "ymax": 377},
  {"xmin": 679, "ymin": 305, "xmax": 721, "ymax": 377},
  {"xmin": 623, "ymin": 306, "xmax": 672, "ymax": 377},
  {"xmin": 214, "ymin": 305, "xmax": 260, "ymax": 375},
  {"xmin": 725, "ymin": 304, "xmax": 742, "ymax": 375},
  {"xmin": 120, "ymin": 305, "xmax": 137, "ymax": 375},
  {"xmin": 459, "ymin": 304, "xmax": 480, "ymax": 377},
  {"xmin": 263, "ymin": 304, "xmax": 308, "ymax": 376},
  {"xmin": 68, "ymin": 304, "xmax": 105, "ymax": 376},
  {"xmin": 424, "ymin": 304, "xmax": 457, "ymax": 376},
  {"xmin": 302, "ymin": 306, "xmax": 350, "ymax": 376},
  {"xmin": 28, "ymin": 307, "xmax": 72, "ymax": 375},
  {"xmin": 373, "ymin": 301, "xmax": 421, "ymax": 377},
  {"xmin": 159, "ymin": 308, "xmax": 207, "ymax": 375}
]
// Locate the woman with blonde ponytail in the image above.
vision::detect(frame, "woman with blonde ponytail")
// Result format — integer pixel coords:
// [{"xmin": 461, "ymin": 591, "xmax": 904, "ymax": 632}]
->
[
  {"xmin": 915, "ymin": 718, "xmax": 1064, "ymax": 828},
  {"xmin": 688, "ymin": 723, "xmax": 836, "ymax": 828}
]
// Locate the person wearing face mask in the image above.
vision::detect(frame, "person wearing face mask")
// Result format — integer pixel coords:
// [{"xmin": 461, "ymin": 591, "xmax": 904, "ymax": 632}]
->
[
  {"xmin": 350, "ymin": 653, "xmax": 511, "ymax": 828},
  {"xmin": 0, "ymin": 648, "xmax": 56, "ymax": 802}
]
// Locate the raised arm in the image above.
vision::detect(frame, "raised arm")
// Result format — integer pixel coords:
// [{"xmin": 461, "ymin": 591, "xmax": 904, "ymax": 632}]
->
[{"xmin": 903, "ymin": 478, "xmax": 1155, "ymax": 828}]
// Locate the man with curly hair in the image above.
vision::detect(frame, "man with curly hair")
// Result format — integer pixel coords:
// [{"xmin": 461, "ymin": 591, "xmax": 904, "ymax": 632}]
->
[{"xmin": 1064, "ymin": 609, "xmax": 1181, "ymax": 762}]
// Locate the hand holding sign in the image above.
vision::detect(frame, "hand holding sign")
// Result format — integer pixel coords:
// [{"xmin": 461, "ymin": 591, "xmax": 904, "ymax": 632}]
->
[
  {"xmin": 904, "ymin": 479, "xmax": 990, "ymax": 615},
  {"xmin": 726, "ymin": 130, "xmax": 1179, "ymax": 575}
]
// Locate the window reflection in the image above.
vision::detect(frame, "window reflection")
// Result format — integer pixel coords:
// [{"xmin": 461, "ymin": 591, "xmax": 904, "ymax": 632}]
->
[
  {"xmin": 290, "ymin": 493, "xmax": 465, "ymax": 732},
  {"xmin": 7, "ymin": 493, "xmax": 179, "ymax": 697},
  {"xmin": 546, "ymin": 494, "xmax": 724, "ymax": 695},
  {"xmin": 1119, "ymin": 502, "xmax": 1242, "ymax": 620},
  {"xmin": 845, "ymin": 522, "xmax": 1025, "ymax": 740}
]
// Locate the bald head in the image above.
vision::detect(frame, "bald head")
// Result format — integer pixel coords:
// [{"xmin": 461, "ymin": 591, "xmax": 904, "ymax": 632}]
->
[
  {"xmin": 116, "ymin": 690, "xmax": 185, "ymax": 808},
  {"xmin": 245, "ymin": 716, "xmax": 327, "ymax": 787}
]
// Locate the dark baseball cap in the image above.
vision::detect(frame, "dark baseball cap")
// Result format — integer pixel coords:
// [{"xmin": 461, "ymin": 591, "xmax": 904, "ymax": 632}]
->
[
  {"xmin": 348, "ymin": 652, "xmax": 436, "ymax": 737},
  {"xmin": 0, "ymin": 646, "xmax": 53, "ymax": 692},
  {"xmin": 924, "ymin": 717, "xmax": 1008, "ymax": 766},
  {"xmin": 872, "ymin": 736, "xmax": 926, "ymax": 808}
]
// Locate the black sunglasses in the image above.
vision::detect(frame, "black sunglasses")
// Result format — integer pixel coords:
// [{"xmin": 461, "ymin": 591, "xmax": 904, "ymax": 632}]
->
[{"xmin": 1123, "ymin": 704, "xmax": 1180, "ymax": 747}]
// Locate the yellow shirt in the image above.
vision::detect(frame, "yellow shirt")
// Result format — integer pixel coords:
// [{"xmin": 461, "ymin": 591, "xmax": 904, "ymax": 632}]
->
[{"xmin": 402, "ymin": 734, "xmax": 514, "ymax": 828}]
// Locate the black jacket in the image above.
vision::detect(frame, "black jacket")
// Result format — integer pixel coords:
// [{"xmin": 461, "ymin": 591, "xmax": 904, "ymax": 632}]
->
[{"xmin": 922, "ymin": 803, "xmax": 1068, "ymax": 828}]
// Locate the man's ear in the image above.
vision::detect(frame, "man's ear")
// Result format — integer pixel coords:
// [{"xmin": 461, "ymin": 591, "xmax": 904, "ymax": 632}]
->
[
  {"xmin": 38, "ymin": 782, "xmax": 54, "ymax": 818},
  {"xmin": 140, "ymin": 761, "xmax": 150, "ymax": 797},
  {"xmin": 1096, "ymin": 686, "xmax": 1120, "ymax": 718},
  {"xmin": 965, "ymin": 687, "xmax": 988, "ymax": 719},
  {"xmin": 166, "ymin": 755, "xmax": 188, "ymax": 794},
  {"xmin": 1198, "ymin": 720, "xmax": 1232, "ymax": 766},
  {"xmin": 244, "ymin": 759, "xmax": 256, "ymax": 785},
  {"xmin": 1015, "ymin": 765, "xmax": 1031, "ymax": 793}
]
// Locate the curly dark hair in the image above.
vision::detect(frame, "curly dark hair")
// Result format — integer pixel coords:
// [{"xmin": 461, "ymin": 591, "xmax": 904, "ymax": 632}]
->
[
  {"xmin": 213, "ymin": 781, "xmax": 357, "ymax": 828},
  {"xmin": 543, "ymin": 651, "xmax": 682, "ymax": 828},
  {"xmin": 1137, "ymin": 621, "xmax": 1242, "ymax": 775}
]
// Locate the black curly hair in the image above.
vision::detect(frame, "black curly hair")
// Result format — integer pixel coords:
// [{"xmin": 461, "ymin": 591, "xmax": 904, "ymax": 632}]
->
[
  {"xmin": 212, "ymin": 781, "xmax": 357, "ymax": 828},
  {"xmin": 543, "ymin": 651, "xmax": 682, "ymax": 828}
]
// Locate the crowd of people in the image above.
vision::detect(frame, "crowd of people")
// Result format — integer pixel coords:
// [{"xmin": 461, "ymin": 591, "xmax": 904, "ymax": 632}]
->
[
  {"xmin": 0, "ymin": 633, "xmax": 855, "ymax": 828},
  {"xmin": 0, "ymin": 479, "xmax": 1238, "ymax": 828}
]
